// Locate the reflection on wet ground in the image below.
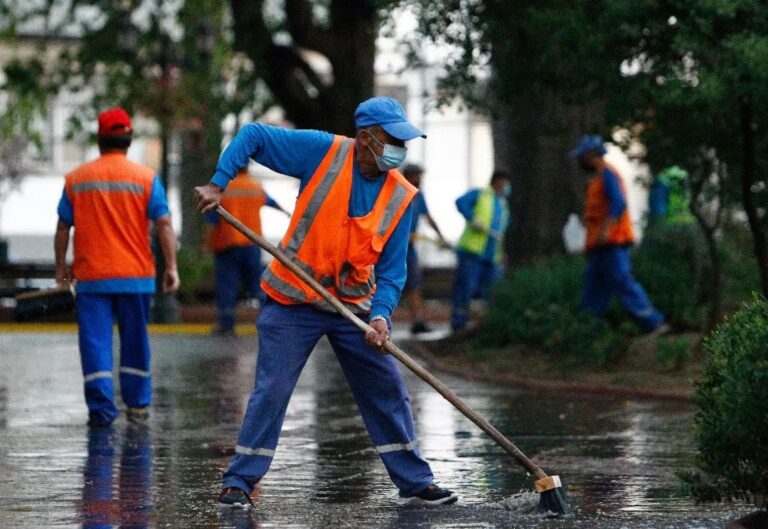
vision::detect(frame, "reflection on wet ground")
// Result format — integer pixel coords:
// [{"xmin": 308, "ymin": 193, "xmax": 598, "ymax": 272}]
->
[{"xmin": 0, "ymin": 332, "xmax": 751, "ymax": 528}]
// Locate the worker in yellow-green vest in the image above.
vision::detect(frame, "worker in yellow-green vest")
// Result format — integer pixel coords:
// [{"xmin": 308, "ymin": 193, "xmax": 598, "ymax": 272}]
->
[{"xmin": 451, "ymin": 170, "xmax": 511, "ymax": 331}]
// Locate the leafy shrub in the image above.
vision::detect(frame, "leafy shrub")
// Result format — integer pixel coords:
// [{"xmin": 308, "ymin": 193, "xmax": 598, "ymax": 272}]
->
[
  {"xmin": 634, "ymin": 222, "xmax": 710, "ymax": 328},
  {"xmin": 679, "ymin": 297, "xmax": 768, "ymax": 506},
  {"xmin": 480, "ymin": 256, "xmax": 627, "ymax": 367},
  {"xmin": 176, "ymin": 246, "xmax": 214, "ymax": 303}
]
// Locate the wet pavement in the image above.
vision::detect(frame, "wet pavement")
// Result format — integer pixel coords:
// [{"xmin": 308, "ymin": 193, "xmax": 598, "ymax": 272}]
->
[{"xmin": 0, "ymin": 329, "xmax": 752, "ymax": 528}]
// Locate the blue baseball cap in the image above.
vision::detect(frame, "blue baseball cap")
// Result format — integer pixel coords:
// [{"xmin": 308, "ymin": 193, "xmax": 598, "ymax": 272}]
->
[
  {"xmin": 354, "ymin": 97, "xmax": 426, "ymax": 141},
  {"xmin": 570, "ymin": 134, "xmax": 607, "ymax": 158}
]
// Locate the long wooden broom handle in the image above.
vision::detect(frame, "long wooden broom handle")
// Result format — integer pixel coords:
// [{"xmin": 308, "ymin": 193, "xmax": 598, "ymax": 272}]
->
[{"xmin": 216, "ymin": 205, "xmax": 548, "ymax": 480}]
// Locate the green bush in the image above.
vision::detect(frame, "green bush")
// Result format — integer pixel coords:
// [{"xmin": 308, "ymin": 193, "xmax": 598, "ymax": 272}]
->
[
  {"xmin": 634, "ymin": 222, "xmax": 710, "ymax": 328},
  {"xmin": 176, "ymin": 246, "xmax": 214, "ymax": 303},
  {"xmin": 679, "ymin": 297, "xmax": 768, "ymax": 506},
  {"xmin": 480, "ymin": 256, "xmax": 627, "ymax": 367}
]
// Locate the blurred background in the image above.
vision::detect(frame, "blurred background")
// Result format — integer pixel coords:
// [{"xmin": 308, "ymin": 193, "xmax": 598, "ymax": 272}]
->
[{"xmin": 0, "ymin": 0, "xmax": 765, "ymax": 329}]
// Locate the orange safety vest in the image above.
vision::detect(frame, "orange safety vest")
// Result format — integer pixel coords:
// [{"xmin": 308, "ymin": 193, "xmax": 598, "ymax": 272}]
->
[
  {"xmin": 64, "ymin": 152, "xmax": 156, "ymax": 281},
  {"xmin": 209, "ymin": 171, "xmax": 268, "ymax": 252},
  {"xmin": 584, "ymin": 164, "xmax": 635, "ymax": 251},
  {"xmin": 262, "ymin": 135, "xmax": 417, "ymax": 313}
]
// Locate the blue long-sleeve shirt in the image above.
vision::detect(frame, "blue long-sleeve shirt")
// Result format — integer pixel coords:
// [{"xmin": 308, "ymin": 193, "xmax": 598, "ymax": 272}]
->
[
  {"xmin": 210, "ymin": 123, "xmax": 413, "ymax": 320},
  {"xmin": 602, "ymin": 167, "xmax": 627, "ymax": 219},
  {"xmin": 455, "ymin": 188, "xmax": 508, "ymax": 262}
]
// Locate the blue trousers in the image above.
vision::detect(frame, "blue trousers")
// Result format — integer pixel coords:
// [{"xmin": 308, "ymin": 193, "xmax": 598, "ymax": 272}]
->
[
  {"xmin": 581, "ymin": 246, "xmax": 664, "ymax": 331},
  {"xmin": 77, "ymin": 293, "xmax": 152, "ymax": 426},
  {"xmin": 215, "ymin": 245, "xmax": 263, "ymax": 331},
  {"xmin": 222, "ymin": 299, "xmax": 435, "ymax": 495},
  {"xmin": 451, "ymin": 251, "xmax": 501, "ymax": 329}
]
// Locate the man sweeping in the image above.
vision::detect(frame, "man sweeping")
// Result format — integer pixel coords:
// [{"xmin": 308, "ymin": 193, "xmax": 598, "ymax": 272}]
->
[
  {"xmin": 55, "ymin": 107, "xmax": 179, "ymax": 427},
  {"xmin": 194, "ymin": 97, "xmax": 458, "ymax": 508}
]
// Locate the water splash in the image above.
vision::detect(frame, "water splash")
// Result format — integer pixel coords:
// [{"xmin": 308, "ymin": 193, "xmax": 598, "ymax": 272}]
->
[{"xmin": 493, "ymin": 491, "xmax": 539, "ymax": 514}]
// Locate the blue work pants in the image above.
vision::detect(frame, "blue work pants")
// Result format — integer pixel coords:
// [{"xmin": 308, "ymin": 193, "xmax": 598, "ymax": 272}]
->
[
  {"xmin": 451, "ymin": 250, "xmax": 501, "ymax": 330},
  {"xmin": 222, "ymin": 299, "xmax": 435, "ymax": 496},
  {"xmin": 77, "ymin": 293, "xmax": 152, "ymax": 426},
  {"xmin": 581, "ymin": 245, "xmax": 664, "ymax": 331},
  {"xmin": 215, "ymin": 245, "xmax": 263, "ymax": 331}
]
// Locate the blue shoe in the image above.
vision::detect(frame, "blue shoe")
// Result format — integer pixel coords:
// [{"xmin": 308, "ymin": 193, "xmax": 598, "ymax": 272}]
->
[{"xmin": 397, "ymin": 484, "xmax": 458, "ymax": 506}]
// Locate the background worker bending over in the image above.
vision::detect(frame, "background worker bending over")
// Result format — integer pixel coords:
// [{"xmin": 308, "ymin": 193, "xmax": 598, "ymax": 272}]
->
[{"xmin": 204, "ymin": 167, "xmax": 289, "ymax": 336}]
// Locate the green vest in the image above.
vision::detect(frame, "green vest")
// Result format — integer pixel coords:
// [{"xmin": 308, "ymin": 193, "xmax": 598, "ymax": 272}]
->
[{"xmin": 457, "ymin": 186, "xmax": 508, "ymax": 263}]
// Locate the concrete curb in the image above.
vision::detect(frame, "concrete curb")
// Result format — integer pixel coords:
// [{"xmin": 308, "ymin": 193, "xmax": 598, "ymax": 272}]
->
[{"xmin": 403, "ymin": 338, "xmax": 692, "ymax": 402}]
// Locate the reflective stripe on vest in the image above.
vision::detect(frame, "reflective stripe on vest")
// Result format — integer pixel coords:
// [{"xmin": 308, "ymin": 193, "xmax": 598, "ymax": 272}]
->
[
  {"xmin": 457, "ymin": 186, "xmax": 508, "ymax": 263},
  {"xmin": 283, "ymin": 140, "xmax": 353, "ymax": 254},
  {"xmin": 64, "ymin": 153, "xmax": 156, "ymax": 282},
  {"xmin": 72, "ymin": 181, "xmax": 145, "ymax": 194},
  {"xmin": 262, "ymin": 136, "xmax": 416, "ymax": 313}
]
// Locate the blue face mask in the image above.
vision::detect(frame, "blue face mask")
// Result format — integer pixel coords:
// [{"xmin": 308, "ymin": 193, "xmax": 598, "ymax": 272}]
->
[
  {"xmin": 501, "ymin": 183, "xmax": 512, "ymax": 197},
  {"xmin": 367, "ymin": 131, "xmax": 407, "ymax": 171}
]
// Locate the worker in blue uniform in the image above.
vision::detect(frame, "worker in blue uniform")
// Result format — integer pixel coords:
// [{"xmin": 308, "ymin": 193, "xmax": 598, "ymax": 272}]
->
[
  {"xmin": 402, "ymin": 164, "xmax": 450, "ymax": 334},
  {"xmin": 194, "ymin": 97, "xmax": 458, "ymax": 508},
  {"xmin": 55, "ymin": 108, "xmax": 179, "ymax": 427},
  {"xmin": 204, "ymin": 168, "xmax": 289, "ymax": 335},
  {"xmin": 571, "ymin": 134, "xmax": 667, "ymax": 333},
  {"xmin": 451, "ymin": 171, "xmax": 511, "ymax": 331}
]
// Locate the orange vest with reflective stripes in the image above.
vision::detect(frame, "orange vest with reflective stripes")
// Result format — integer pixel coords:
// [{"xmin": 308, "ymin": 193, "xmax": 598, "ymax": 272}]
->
[
  {"xmin": 209, "ymin": 171, "xmax": 267, "ymax": 252},
  {"xmin": 262, "ymin": 136, "xmax": 417, "ymax": 313},
  {"xmin": 64, "ymin": 152, "xmax": 155, "ymax": 281},
  {"xmin": 584, "ymin": 164, "xmax": 635, "ymax": 251}
]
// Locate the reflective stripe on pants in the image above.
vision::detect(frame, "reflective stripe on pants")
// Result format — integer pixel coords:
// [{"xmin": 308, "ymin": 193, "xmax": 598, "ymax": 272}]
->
[
  {"xmin": 221, "ymin": 298, "xmax": 435, "ymax": 495},
  {"xmin": 77, "ymin": 293, "xmax": 152, "ymax": 425}
]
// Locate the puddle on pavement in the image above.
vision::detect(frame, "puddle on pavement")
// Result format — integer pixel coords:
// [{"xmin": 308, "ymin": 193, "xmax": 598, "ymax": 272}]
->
[{"xmin": 0, "ymin": 332, "xmax": 752, "ymax": 528}]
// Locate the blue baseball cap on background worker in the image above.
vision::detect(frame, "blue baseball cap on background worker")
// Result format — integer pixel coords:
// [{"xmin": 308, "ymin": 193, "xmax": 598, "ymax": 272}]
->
[
  {"xmin": 354, "ymin": 97, "xmax": 426, "ymax": 141},
  {"xmin": 570, "ymin": 134, "xmax": 608, "ymax": 158}
]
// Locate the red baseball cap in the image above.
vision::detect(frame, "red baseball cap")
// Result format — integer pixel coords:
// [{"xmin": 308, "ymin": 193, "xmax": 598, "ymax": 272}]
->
[{"xmin": 98, "ymin": 107, "xmax": 132, "ymax": 136}]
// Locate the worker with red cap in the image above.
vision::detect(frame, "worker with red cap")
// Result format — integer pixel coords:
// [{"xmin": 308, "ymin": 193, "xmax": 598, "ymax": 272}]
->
[
  {"xmin": 55, "ymin": 107, "xmax": 180, "ymax": 427},
  {"xmin": 194, "ymin": 97, "xmax": 458, "ymax": 508}
]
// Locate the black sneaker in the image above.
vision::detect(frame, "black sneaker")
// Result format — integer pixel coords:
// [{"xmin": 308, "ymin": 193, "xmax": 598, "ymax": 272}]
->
[
  {"xmin": 218, "ymin": 487, "xmax": 254, "ymax": 509},
  {"xmin": 410, "ymin": 320, "xmax": 432, "ymax": 334},
  {"xmin": 127, "ymin": 407, "xmax": 149, "ymax": 424},
  {"xmin": 397, "ymin": 484, "xmax": 458, "ymax": 506}
]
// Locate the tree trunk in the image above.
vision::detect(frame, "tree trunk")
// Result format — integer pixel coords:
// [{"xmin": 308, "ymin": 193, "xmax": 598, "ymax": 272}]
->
[
  {"xmin": 230, "ymin": 0, "xmax": 377, "ymax": 135},
  {"xmin": 492, "ymin": 90, "xmax": 601, "ymax": 265},
  {"xmin": 739, "ymin": 94, "xmax": 768, "ymax": 297}
]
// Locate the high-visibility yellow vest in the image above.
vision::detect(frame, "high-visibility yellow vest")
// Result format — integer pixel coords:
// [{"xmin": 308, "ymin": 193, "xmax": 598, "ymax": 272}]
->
[{"xmin": 457, "ymin": 186, "xmax": 508, "ymax": 264}]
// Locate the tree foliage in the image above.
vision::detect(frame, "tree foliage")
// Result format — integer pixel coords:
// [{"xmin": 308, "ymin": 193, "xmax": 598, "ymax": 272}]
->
[
  {"xmin": 401, "ymin": 0, "xmax": 768, "ymax": 293},
  {"xmin": 228, "ymin": 0, "xmax": 400, "ymax": 135},
  {"xmin": 679, "ymin": 296, "xmax": 768, "ymax": 507}
]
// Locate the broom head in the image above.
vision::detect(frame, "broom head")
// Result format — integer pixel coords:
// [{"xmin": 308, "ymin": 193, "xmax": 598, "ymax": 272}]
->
[{"xmin": 535, "ymin": 475, "xmax": 569, "ymax": 516}]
